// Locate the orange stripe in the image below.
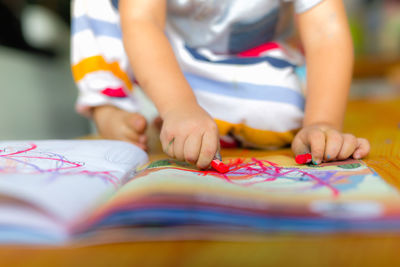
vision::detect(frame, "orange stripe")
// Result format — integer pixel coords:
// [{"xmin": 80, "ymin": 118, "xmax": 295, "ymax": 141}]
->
[
  {"xmin": 215, "ymin": 119, "xmax": 298, "ymax": 148},
  {"xmin": 72, "ymin": 55, "xmax": 133, "ymax": 90}
]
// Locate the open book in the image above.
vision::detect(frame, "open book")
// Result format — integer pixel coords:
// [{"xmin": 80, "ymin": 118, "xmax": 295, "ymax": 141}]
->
[{"xmin": 0, "ymin": 140, "xmax": 399, "ymax": 245}]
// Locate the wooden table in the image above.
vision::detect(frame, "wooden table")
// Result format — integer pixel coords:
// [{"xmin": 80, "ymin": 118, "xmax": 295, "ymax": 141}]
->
[{"xmin": 1, "ymin": 98, "xmax": 400, "ymax": 267}]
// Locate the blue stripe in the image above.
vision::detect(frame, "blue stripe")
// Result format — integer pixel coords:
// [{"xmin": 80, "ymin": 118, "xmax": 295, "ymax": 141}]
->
[
  {"xmin": 185, "ymin": 73, "xmax": 305, "ymax": 110},
  {"xmin": 71, "ymin": 15, "xmax": 122, "ymax": 39},
  {"xmin": 111, "ymin": 0, "xmax": 119, "ymax": 9},
  {"xmin": 185, "ymin": 45, "xmax": 296, "ymax": 69},
  {"xmin": 87, "ymin": 208, "xmax": 400, "ymax": 233}
]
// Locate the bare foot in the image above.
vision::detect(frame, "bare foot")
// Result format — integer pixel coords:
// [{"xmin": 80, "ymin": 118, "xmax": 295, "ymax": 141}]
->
[{"xmin": 92, "ymin": 105, "xmax": 148, "ymax": 150}]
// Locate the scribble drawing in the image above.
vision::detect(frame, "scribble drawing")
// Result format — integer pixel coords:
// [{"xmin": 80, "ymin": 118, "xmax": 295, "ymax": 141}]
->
[
  {"xmin": 142, "ymin": 158, "xmax": 373, "ymax": 197},
  {"xmin": 0, "ymin": 143, "xmax": 119, "ymax": 186},
  {"xmin": 0, "ymin": 143, "xmax": 374, "ymax": 194}
]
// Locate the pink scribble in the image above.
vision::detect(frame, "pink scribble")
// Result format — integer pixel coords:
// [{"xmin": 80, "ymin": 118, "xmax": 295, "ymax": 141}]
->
[
  {"xmin": 221, "ymin": 158, "xmax": 339, "ymax": 197},
  {"xmin": 157, "ymin": 157, "xmax": 341, "ymax": 197},
  {"xmin": 0, "ymin": 143, "xmax": 119, "ymax": 186},
  {"xmin": 1, "ymin": 143, "xmax": 38, "ymax": 157}
]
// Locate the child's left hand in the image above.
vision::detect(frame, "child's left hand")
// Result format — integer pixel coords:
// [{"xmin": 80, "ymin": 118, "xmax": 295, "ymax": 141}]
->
[{"xmin": 291, "ymin": 123, "xmax": 370, "ymax": 164}]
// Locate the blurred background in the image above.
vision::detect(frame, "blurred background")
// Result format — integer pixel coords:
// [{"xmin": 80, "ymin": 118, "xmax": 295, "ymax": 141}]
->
[
  {"xmin": 0, "ymin": 0, "xmax": 399, "ymax": 140},
  {"xmin": 0, "ymin": 0, "xmax": 89, "ymax": 139}
]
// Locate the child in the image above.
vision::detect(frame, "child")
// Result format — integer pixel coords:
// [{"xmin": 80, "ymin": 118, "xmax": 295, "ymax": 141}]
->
[{"xmin": 71, "ymin": 0, "xmax": 370, "ymax": 169}]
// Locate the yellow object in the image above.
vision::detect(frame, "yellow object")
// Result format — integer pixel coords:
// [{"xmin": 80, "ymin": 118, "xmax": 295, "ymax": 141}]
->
[
  {"xmin": 72, "ymin": 55, "xmax": 133, "ymax": 90},
  {"xmin": 215, "ymin": 119, "xmax": 298, "ymax": 148}
]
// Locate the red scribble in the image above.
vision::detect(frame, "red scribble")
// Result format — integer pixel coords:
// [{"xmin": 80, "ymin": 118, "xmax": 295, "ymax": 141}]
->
[
  {"xmin": 0, "ymin": 143, "xmax": 38, "ymax": 157},
  {"xmin": 146, "ymin": 157, "xmax": 340, "ymax": 197},
  {"xmin": 0, "ymin": 143, "xmax": 120, "ymax": 186}
]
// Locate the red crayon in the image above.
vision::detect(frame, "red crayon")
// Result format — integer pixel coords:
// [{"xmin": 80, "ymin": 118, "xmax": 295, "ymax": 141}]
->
[
  {"xmin": 211, "ymin": 159, "xmax": 229, "ymax": 173},
  {"xmin": 295, "ymin": 153, "xmax": 312, "ymax": 164}
]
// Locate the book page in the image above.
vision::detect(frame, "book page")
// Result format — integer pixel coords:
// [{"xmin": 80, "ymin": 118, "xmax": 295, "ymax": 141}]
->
[
  {"xmin": 0, "ymin": 140, "xmax": 148, "ymax": 243},
  {"xmin": 76, "ymin": 155, "xmax": 400, "ymax": 243}
]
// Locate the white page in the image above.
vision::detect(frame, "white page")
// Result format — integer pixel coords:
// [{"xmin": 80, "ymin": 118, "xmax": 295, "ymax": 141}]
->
[
  {"xmin": 0, "ymin": 140, "xmax": 148, "ymax": 232},
  {"xmin": 0, "ymin": 204, "xmax": 67, "ymax": 244}
]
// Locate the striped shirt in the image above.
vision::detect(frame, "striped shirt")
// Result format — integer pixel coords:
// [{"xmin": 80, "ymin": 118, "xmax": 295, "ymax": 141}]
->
[{"xmin": 71, "ymin": 0, "xmax": 323, "ymax": 148}]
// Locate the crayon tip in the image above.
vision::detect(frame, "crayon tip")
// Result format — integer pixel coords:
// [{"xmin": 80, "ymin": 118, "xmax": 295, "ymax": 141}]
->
[
  {"xmin": 295, "ymin": 153, "xmax": 312, "ymax": 164},
  {"xmin": 211, "ymin": 159, "xmax": 229, "ymax": 173}
]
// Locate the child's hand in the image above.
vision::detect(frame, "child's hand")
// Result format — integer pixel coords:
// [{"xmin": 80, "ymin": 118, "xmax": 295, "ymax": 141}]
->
[
  {"xmin": 93, "ymin": 105, "xmax": 148, "ymax": 150},
  {"xmin": 291, "ymin": 124, "xmax": 370, "ymax": 164},
  {"xmin": 160, "ymin": 103, "xmax": 219, "ymax": 169}
]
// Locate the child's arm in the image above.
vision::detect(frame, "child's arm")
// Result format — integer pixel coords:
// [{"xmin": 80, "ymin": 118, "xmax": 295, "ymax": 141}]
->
[
  {"xmin": 291, "ymin": 0, "xmax": 370, "ymax": 164},
  {"xmin": 119, "ymin": 0, "xmax": 219, "ymax": 169}
]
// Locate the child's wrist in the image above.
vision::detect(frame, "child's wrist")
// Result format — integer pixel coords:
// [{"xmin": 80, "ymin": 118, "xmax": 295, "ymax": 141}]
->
[
  {"xmin": 158, "ymin": 97, "xmax": 199, "ymax": 118},
  {"xmin": 302, "ymin": 121, "xmax": 341, "ymax": 131}
]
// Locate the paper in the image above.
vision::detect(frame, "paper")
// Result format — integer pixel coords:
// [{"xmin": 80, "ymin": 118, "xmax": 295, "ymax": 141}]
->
[
  {"xmin": 80, "ymin": 155, "xmax": 400, "ymax": 241},
  {"xmin": 0, "ymin": 140, "xmax": 148, "ymax": 242}
]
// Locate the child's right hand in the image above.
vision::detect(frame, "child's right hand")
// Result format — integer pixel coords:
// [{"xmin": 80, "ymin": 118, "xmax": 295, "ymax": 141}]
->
[{"xmin": 160, "ymin": 103, "xmax": 219, "ymax": 169}]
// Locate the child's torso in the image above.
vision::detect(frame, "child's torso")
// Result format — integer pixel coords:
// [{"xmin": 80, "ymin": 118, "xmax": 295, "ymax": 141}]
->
[{"xmin": 167, "ymin": 0, "xmax": 284, "ymax": 54}]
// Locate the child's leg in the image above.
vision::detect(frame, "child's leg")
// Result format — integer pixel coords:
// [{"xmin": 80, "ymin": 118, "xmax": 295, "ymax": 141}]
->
[{"xmin": 71, "ymin": 0, "xmax": 147, "ymax": 149}]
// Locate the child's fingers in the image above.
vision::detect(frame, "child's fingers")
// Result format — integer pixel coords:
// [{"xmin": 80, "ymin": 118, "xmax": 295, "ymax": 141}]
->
[
  {"xmin": 337, "ymin": 134, "xmax": 357, "ymax": 160},
  {"xmin": 122, "ymin": 137, "xmax": 148, "ymax": 151},
  {"xmin": 160, "ymin": 125, "xmax": 175, "ymax": 157},
  {"xmin": 122, "ymin": 113, "xmax": 149, "ymax": 150},
  {"xmin": 173, "ymin": 136, "xmax": 186, "ymax": 161},
  {"xmin": 324, "ymin": 129, "xmax": 343, "ymax": 161},
  {"xmin": 123, "ymin": 124, "xmax": 147, "ymax": 146},
  {"xmin": 130, "ymin": 138, "xmax": 148, "ymax": 151},
  {"xmin": 183, "ymin": 133, "xmax": 202, "ymax": 164},
  {"xmin": 353, "ymin": 138, "xmax": 370, "ymax": 159},
  {"xmin": 291, "ymin": 132, "xmax": 310, "ymax": 156},
  {"xmin": 120, "ymin": 127, "xmax": 148, "ymax": 150},
  {"xmin": 161, "ymin": 135, "xmax": 175, "ymax": 158},
  {"xmin": 197, "ymin": 130, "xmax": 218, "ymax": 169},
  {"xmin": 153, "ymin": 116, "xmax": 163, "ymax": 131},
  {"xmin": 308, "ymin": 129, "xmax": 326, "ymax": 164},
  {"xmin": 139, "ymin": 135, "xmax": 148, "ymax": 145},
  {"xmin": 123, "ymin": 124, "xmax": 144, "ymax": 140},
  {"xmin": 124, "ymin": 113, "xmax": 147, "ymax": 134}
]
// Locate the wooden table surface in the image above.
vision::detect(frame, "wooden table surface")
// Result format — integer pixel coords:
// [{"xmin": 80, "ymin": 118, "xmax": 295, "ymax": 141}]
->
[{"xmin": 1, "ymin": 98, "xmax": 399, "ymax": 267}]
